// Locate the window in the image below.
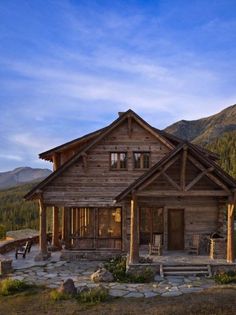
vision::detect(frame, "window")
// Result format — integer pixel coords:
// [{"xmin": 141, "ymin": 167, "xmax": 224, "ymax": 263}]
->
[
  {"xmin": 110, "ymin": 152, "xmax": 127, "ymax": 170},
  {"xmin": 133, "ymin": 152, "xmax": 150, "ymax": 169},
  {"xmin": 98, "ymin": 208, "xmax": 121, "ymax": 237}
]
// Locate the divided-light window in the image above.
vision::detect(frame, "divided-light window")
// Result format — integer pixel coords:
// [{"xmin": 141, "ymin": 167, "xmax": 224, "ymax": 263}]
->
[
  {"xmin": 110, "ymin": 152, "xmax": 127, "ymax": 170},
  {"xmin": 133, "ymin": 152, "xmax": 150, "ymax": 169}
]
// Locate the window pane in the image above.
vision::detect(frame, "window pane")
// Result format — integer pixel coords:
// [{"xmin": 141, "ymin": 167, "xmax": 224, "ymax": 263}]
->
[
  {"xmin": 111, "ymin": 153, "xmax": 118, "ymax": 169},
  {"xmin": 98, "ymin": 208, "xmax": 121, "ymax": 237},
  {"xmin": 120, "ymin": 153, "xmax": 127, "ymax": 169},
  {"xmin": 78, "ymin": 208, "xmax": 94, "ymax": 237},
  {"xmin": 143, "ymin": 153, "xmax": 150, "ymax": 168},
  {"xmin": 134, "ymin": 153, "xmax": 141, "ymax": 168}
]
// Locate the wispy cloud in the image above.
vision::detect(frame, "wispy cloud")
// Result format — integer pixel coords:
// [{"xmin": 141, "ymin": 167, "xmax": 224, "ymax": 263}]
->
[{"xmin": 0, "ymin": 0, "xmax": 236, "ymax": 171}]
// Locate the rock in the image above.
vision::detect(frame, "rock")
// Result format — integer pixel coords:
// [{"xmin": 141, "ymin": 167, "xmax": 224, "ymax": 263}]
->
[
  {"xmin": 58, "ymin": 278, "xmax": 76, "ymax": 295},
  {"xmin": 144, "ymin": 291, "xmax": 158, "ymax": 298},
  {"xmin": 91, "ymin": 268, "xmax": 114, "ymax": 283},
  {"xmin": 109, "ymin": 289, "xmax": 128, "ymax": 297},
  {"xmin": 124, "ymin": 292, "xmax": 144, "ymax": 298},
  {"xmin": 161, "ymin": 291, "xmax": 183, "ymax": 297},
  {"xmin": 154, "ymin": 275, "xmax": 163, "ymax": 282}
]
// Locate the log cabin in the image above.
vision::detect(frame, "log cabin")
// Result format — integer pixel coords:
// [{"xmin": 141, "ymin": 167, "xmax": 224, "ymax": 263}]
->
[{"xmin": 25, "ymin": 110, "xmax": 236, "ymax": 267}]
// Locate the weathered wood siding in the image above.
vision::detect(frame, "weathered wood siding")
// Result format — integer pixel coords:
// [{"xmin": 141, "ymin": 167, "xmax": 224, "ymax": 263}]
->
[
  {"xmin": 43, "ymin": 119, "xmax": 170, "ymax": 206},
  {"xmin": 123, "ymin": 197, "xmax": 226, "ymax": 252}
]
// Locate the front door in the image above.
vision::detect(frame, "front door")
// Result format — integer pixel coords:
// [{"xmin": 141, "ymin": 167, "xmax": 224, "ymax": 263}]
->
[{"xmin": 168, "ymin": 209, "xmax": 184, "ymax": 250}]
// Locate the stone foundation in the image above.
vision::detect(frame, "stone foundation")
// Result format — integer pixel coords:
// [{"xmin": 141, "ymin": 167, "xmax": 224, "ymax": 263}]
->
[
  {"xmin": 127, "ymin": 263, "xmax": 161, "ymax": 275},
  {"xmin": 210, "ymin": 238, "xmax": 226, "ymax": 259},
  {"xmin": 0, "ymin": 255, "xmax": 13, "ymax": 275},
  {"xmin": 211, "ymin": 264, "xmax": 236, "ymax": 275},
  {"xmin": 60, "ymin": 249, "xmax": 123, "ymax": 261}
]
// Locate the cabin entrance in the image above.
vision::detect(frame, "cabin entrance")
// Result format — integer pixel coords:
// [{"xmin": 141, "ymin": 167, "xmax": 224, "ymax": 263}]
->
[
  {"xmin": 168, "ymin": 209, "xmax": 184, "ymax": 250},
  {"xmin": 139, "ymin": 207, "xmax": 164, "ymax": 245}
]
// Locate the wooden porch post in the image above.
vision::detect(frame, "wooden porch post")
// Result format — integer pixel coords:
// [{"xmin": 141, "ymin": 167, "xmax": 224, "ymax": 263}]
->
[
  {"xmin": 227, "ymin": 201, "xmax": 235, "ymax": 263},
  {"xmin": 52, "ymin": 153, "xmax": 60, "ymax": 249},
  {"xmin": 52, "ymin": 206, "xmax": 60, "ymax": 249},
  {"xmin": 35, "ymin": 198, "xmax": 51, "ymax": 261},
  {"xmin": 61, "ymin": 207, "xmax": 66, "ymax": 242},
  {"xmin": 129, "ymin": 192, "xmax": 139, "ymax": 264}
]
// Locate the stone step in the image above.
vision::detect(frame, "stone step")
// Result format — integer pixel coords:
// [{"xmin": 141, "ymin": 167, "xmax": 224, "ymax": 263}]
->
[
  {"xmin": 164, "ymin": 270, "xmax": 209, "ymax": 275},
  {"xmin": 164, "ymin": 266, "xmax": 208, "ymax": 271},
  {"xmin": 161, "ymin": 264, "xmax": 211, "ymax": 277}
]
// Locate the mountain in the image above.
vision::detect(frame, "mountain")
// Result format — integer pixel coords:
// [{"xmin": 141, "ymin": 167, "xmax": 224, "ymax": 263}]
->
[
  {"xmin": 165, "ymin": 104, "xmax": 236, "ymax": 145},
  {"xmin": 0, "ymin": 167, "xmax": 52, "ymax": 190},
  {"xmin": 164, "ymin": 104, "xmax": 236, "ymax": 179}
]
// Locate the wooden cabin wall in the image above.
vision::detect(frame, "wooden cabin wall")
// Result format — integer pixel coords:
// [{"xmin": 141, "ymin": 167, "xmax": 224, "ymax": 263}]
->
[
  {"xmin": 43, "ymin": 119, "xmax": 170, "ymax": 206},
  {"xmin": 123, "ymin": 197, "xmax": 226, "ymax": 252}
]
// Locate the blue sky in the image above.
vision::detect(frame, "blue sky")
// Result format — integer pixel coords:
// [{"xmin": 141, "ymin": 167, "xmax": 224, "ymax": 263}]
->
[{"xmin": 0, "ymin": 0, "xmax": 236, "ymax": 172}]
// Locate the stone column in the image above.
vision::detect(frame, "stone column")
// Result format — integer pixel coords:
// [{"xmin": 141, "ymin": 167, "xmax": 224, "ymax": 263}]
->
[
  {"xmin": 129, "ymin": 192, "xmax": 139, "ymax": 264},
  {"xmin": 35, "ymin": 198, "xmax": 51, "ymax": 261}
]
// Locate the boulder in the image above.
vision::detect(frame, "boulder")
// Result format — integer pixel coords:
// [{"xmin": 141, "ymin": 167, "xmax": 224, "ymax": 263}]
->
[
  {"xmin": 58, "ymin": 278, "xmax": 76, "ymax": 295},
  {"xmin": 77, "ymin": 285, "xmax": 90, "ymax": 294},
  {"xmin": 91, "ymin": 268, "xmax": 114, "ymax": 283}
]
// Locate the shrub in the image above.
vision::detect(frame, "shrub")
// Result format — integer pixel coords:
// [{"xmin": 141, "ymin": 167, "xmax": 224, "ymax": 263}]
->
[
  {"xmin": 77, "ymin": 287, "xmax": 109, "ymax": 305},
  {"xmin": 104, "ymin": 256, "xmax": 127, "ymax": 282},
  {"xmin": 0, "ymin": 278, "xmax": 30, "ymax": 296},
  {"xmin": 104, "ymin": 256, "xmax": 154, "ymax": 283},
  {"xmin": 0, "ymin": 224, "xmax": 6, "ymax": 240},
  {"xmin": 214, "ymin": 271, "xmax": 236, "ymax": 284},
  {"xmin": 50, "ymin": 289, "xmax": 71, "ymax": 301}
]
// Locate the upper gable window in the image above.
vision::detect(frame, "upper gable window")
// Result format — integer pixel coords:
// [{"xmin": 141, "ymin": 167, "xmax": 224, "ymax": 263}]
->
[
  {"xmin": 110, "ymin": 152, "xmax": 127, "ymax": 170},
  {"xmin": 133, "ymin": 152, "xmax": 150, "ymax": 169}
]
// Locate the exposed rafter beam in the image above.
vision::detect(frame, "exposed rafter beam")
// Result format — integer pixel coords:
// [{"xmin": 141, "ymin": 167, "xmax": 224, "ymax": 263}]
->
[
  {"xmin": 163, "ymin": 171, "xmax": 181, "ymax": 190},
  {"xmin": 138, "ymin": 155, "xmax": 180, "ymax": 191},
  {"xmin": 180, "ymin": 146, "xmax": 188, "ymax": 191},
  {"xmin": 136, "ymin": 190, "xmax": 229, "ymax": 197},
  {"xmin": 188, "ymin": 155, "xmax": 231, "ymax": 193},
  {"xmin": 185, "ymin": 167, "xmax": 214, "ymax": 191},
  {"xmin": 128, "ymin": 115, "xmax": 132, "ymax": 138}
]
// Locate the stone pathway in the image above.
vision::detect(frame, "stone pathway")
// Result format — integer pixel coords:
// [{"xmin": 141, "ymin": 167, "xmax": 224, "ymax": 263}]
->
[{"xmin": 2, "ymin": 246, "xmax": 231, "ymax": 298}]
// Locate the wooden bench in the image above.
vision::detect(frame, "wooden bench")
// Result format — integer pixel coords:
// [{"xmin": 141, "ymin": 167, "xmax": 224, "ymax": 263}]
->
[{"xmin": 15, "ymin": 241, "xmax": 32, "ymax": 259}]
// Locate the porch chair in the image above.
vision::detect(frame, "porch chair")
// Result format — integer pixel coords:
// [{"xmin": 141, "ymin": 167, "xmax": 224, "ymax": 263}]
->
[
  {"xmin": 149, "ymin": 233, "xmax": 163, "ymax": 256},
  {"xmin": 188, "ymin": 234, "xmax": 200, "ymax": 255},
  {"xmin": 15, "ymin": 240, "xmax": 32, "ymax": 259}
]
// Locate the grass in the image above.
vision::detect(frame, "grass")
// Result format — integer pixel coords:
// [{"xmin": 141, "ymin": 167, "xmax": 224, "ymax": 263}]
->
[
  {"xmin": 0, "ymin": 278, "xmax": 32, "ymax": 296},
  {"xmin": 0, "ymin": 287, "xmax": 235, "ymax": 315}
]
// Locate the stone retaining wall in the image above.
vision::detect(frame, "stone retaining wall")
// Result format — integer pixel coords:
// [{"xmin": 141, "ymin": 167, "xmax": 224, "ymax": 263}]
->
[
  {"xmin": 127, "ymin": 263, "xmax": 161, "ymax": 275},
  {"xmin": 211, "ymin": 264, "xmax": 236, "ymax": 275},
  {"xmin": 0, "ymin": 235, "xmax": 39, "ymax": 255},
  {"xmin": 60, "ymin": 249, "xmax": 123, "ymax": 261}
]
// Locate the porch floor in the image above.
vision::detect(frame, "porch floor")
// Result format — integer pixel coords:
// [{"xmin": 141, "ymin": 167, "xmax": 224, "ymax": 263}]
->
[{"xmin": 139, "ymin": 246, "xmax": 235, "ymax": 265}]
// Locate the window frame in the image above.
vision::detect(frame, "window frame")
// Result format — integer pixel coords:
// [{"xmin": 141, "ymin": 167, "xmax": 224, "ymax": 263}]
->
[
  {"xmin": 133, "ymin": 151, "xmax": 150, "ymax": 169},
  {"xmin": 109, "ymin": 152, "xmax": 128, "ymax": 170}
]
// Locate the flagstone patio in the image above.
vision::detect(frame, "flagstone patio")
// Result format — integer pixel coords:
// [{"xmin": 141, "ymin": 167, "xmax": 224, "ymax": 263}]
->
[{"xmin": 1, "ymin": 245, "xmax": 230, "ymax": 298}]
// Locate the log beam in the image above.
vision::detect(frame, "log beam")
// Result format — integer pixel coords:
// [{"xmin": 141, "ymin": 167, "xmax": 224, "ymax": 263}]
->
[
  {"xmin": 35, "ymin": 198, "xmax": 51, "ymax": 261},
  {"xmin": 52, "ymin": 206, "xmax": 60, "ymax": 249},
  {"xmin": 129, "ymin": 192, "xmax": 139, "ymax": 264},
  {"xmin": 128, "ymin": 115, "xmax": 132, "ymax": 138},
  {"xmin": 180, "ymin": 147, "xmax": 187, "ymax": 191},
  {"xmin": 227, "ymin": 202, "xmax": 235, "ymax": 263}
]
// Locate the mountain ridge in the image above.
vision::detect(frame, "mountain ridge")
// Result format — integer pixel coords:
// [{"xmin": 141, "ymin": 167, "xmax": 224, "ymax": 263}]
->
[
  {"xmin": 164, "ymin": 104, "xmax": 236, "ymax": 145},
  {"xmin": 0, "ymin": 167, "xmax": 52, "ymax": 190}
]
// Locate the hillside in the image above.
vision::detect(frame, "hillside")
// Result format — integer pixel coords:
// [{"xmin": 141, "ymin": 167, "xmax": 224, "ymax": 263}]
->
[
  {"xmin": 0, "ymin": 181, "xmax": 52, "ymax": 232},
  {"xmin": 165, "ymin": 104, "xmax": 236, "ymax": 145},
  {"xmin": 165, "ymin": 104, "xmax": 236, "ymax": 178},
  {"xmin": 0, "ymin": 167, "xmax": 52, "ymax": 190}
]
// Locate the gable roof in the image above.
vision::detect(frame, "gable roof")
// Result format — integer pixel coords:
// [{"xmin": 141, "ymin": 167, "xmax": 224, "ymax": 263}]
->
[
  {"xmin": 115, "ymin": 142, "xmax": 236, "ymax": 202},
  {"xmin": 25, "ymin": 109, "xmax": 175, "ymax": 200},
  {"xmin": 39, "ymin": 112, "xmax": 219, "ymax": 162}
]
